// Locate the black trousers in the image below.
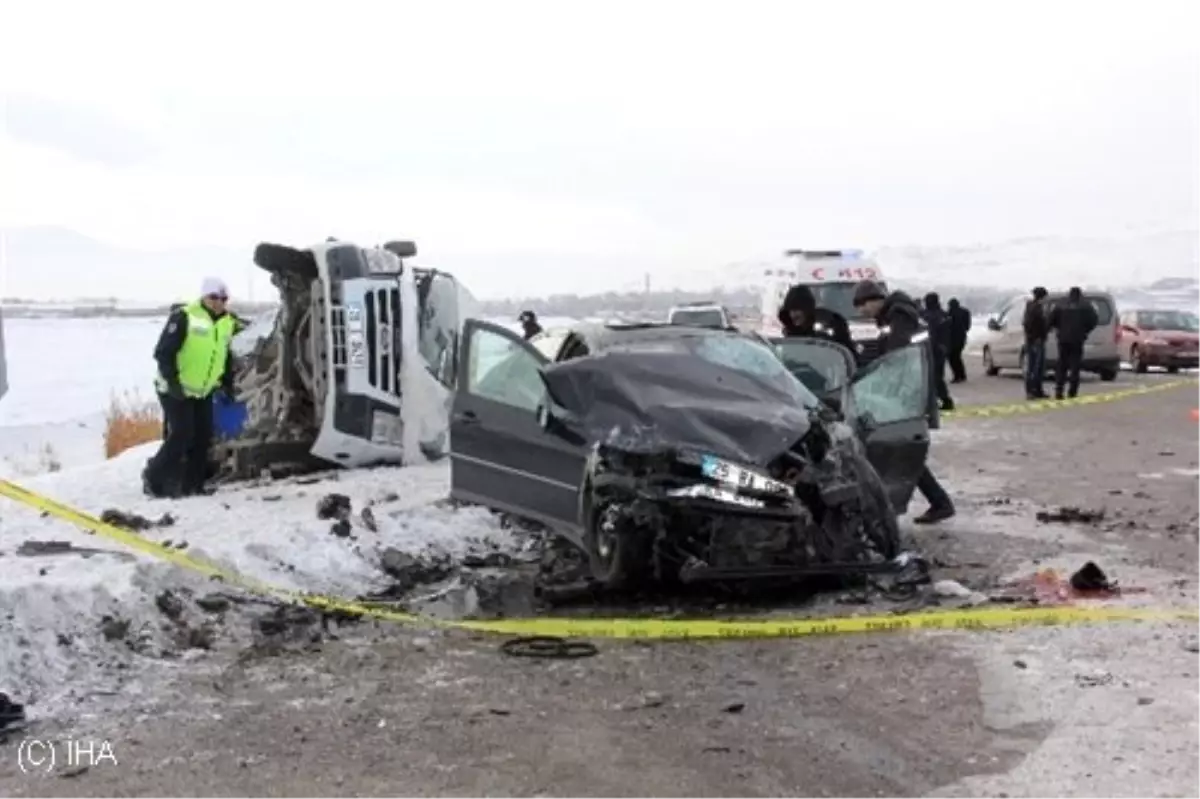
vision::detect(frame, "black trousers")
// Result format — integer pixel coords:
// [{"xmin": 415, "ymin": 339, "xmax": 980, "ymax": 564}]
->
[
  {"xmin": 917, "ymin": 466, "xmax": 953, "ymax": 511},
  {"xmin": 1055, "ymin": 341, "xmax": 1085, "ymax": 398},
  {"xmin": 932, "ymin": 348, "xmax": 953, "ymax": 408},
  {"xmin": 947, "ymin": 343, "xmax": 967, "ymax": 382},
  {"xmin": 157, "ymin": 391, "xmax": 170, "ymax": 440},
  {"xmin": 145, "ymin": 394, "xmax": 213, "ymax": 495}
]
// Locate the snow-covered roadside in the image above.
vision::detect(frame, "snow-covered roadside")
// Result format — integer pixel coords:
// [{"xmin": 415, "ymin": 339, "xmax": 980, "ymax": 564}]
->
[{"xmin": 0, "ymin": 443, "xmax": 516, "ymax": 715}]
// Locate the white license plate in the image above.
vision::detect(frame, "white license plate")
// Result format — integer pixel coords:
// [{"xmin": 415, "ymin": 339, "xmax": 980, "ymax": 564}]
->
[{"xmin": 700, "ymin": 455, "xmax": 788, "ymax": 495}]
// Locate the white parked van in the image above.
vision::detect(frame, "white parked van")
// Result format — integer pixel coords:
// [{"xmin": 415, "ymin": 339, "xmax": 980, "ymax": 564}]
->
[{"xmin": 982, "ymin": 290, "xmax": 1121, "ymax": 382}]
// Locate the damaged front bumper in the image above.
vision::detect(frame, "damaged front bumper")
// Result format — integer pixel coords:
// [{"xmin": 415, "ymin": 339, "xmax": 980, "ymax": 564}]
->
[{"xmin": 588, "ymin": 443, "xmax": 901, "ymax": 585}]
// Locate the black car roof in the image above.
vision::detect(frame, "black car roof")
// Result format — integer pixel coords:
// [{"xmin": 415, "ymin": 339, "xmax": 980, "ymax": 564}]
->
[{"xmin": 570, "ymin": 321, "xmax": 746, "ymax": 352}]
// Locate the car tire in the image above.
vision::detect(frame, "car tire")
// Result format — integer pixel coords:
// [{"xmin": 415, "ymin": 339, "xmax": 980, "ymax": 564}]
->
[
  {"xmin": 584, "ymin": 491, "xmax": 653, "ymax": 590},
  {"xmin": 1098, "ymin": 368, "xmax": 1118, "ymax": 382},
  {"xmin": 850, "ymin": 456, "xmax": 903, "ymax": 560},
  {"xmin": 1168, "ymin": 366, "xmax": 1180, "ymax": 374},
  {"xmin": 1130, "ymin": 346, "xmax": 1148, "ymax": 374},
  {"xmin": 983, "ymin": 346, "xmax": 1000, "ymax": 376},
  {"xmin": 253, "ymin": 242, "xmax": 319, "ymax": 279}
]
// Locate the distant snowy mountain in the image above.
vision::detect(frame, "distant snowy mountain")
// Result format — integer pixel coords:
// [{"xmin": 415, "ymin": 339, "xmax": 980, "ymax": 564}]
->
[
  {"xmin": 0, "ymin": 226, "xmax": 254, "ymax": 303},
  {"xmin": 875, "ymin": 229, "xmax": 1197, "ymax": 292},
  {"xmin": 1, "ymin": 225, "xmax": 1196, "ymax": 304}
]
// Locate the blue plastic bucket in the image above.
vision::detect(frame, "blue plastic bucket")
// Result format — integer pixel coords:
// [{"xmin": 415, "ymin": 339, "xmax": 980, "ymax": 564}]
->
[{"xmin": 213, "ymin": 395, "xmax": 248, "ymax": 439}]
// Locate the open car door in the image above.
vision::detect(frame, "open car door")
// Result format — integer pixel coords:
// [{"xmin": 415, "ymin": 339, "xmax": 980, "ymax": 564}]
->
[
  {"xmin": 848, "ymin": 341, "xmax": 935, "ymax": 515},
  {"xmin": 770, "ymin": 336, "xmax": 856, "ymax": 414},
  {"xmin": 449, "ymin": 320, "xmax": 588, "ymax": 533}
]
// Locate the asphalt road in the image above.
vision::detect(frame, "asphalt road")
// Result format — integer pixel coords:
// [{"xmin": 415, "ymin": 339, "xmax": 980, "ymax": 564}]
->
[{"xmin": 3, "ymin": 361, "xmax": 1198, "ymax": 797}]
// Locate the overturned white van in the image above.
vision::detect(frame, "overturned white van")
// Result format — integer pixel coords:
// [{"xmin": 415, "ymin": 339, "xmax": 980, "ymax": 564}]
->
[{"xmin": 213, "ymin": 239, "xmax": 477, "ymax": 481}]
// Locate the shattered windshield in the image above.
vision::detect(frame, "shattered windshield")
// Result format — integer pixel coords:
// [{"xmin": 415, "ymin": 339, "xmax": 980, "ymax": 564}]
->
[
  {"xmin": 1138, "ymin": 310, "xmax": 1199, "ymax": 332},
  {"xmin": 416, "ymin": 273, "xmax": 461, "ymax": 386},
  {"xmin": 620, "ymin": 333, "xmax": 821, "ymax": 410}
]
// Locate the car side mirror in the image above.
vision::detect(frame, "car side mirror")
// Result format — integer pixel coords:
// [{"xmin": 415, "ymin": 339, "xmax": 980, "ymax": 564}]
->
[{"xmin": 987, "ymin": 318, "xmax": 1002, "ymax": 332}]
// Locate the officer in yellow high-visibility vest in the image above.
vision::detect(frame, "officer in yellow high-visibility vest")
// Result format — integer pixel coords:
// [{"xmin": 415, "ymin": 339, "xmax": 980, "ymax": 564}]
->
[{"xmin": 143, "ymin": 278, "xmax": 237, "ymax": 498}]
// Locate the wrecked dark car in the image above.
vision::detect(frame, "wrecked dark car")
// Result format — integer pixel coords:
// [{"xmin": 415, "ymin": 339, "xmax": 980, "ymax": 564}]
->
[
  {"xmin": 449, "ymin": 322, "xmax": 935, "ymax": 589},
  {"xmin": 212, "ymin": 238, "xmax": 476, "ymax": 481}
]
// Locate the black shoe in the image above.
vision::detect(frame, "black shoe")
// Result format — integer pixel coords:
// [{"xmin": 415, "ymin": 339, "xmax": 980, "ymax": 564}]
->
[
  {"xmin": 913, "ymin": 506, "xmax": 956, "ymax": 525},
  {"xmin": 1054, "ymin": 393, "xmax": 1064, "ymax": 401},
  {"xmin": 940, "ymin": 401, "xmax": 955, "ymax": 412}
]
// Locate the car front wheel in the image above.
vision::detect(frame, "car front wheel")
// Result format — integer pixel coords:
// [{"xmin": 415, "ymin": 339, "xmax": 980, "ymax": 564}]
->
[{"xmin": 584, "ymin": 492, "xmax": 653, "ymax": 590}]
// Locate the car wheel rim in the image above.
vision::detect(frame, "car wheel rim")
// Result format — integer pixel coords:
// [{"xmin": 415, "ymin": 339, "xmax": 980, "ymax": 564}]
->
[{"xmin": 595, "ymin": 506, "xmax": 618, "ymax": 564}]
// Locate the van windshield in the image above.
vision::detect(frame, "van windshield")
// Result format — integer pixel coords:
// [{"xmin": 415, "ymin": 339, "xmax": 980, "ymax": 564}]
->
[{"xmin": 808, "ymin": 282, "xmax": 889, "ymax": 321}]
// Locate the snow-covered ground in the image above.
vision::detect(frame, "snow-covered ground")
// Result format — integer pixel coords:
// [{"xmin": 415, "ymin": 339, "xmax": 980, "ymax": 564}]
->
[{"xmin": 0, "ymin": 442, "xmax": 513, "ymax": 714}]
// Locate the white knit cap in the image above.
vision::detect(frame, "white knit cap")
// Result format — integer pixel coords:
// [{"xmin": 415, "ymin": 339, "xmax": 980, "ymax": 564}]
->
[{"xmin": 201, "ymin": 277, "xmax": 229, "ymax": 298}]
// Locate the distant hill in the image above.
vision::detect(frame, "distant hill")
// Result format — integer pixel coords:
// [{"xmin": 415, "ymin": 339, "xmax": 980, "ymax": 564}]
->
[
  {"xmin": 0, "ymin": 226, "xmax": 253, "ymax": 303},
  {"xmin": 2, "ymin": 225, "xmax": 1196, "ymax": 312}
]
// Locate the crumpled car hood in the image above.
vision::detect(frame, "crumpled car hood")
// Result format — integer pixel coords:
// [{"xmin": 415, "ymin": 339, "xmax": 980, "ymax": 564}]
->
[{"xmin": 541, "ymin": 351, "xmax": 813, "ymax": 466}]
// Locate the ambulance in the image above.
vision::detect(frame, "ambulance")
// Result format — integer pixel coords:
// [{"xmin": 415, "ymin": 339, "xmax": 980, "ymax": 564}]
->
[{"xmin": 759, "ymin": 249, "xmax": 889, "ymax": 362}]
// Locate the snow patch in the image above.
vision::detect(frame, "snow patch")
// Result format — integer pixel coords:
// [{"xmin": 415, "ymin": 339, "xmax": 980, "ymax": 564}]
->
[{"xmin": 0, "ymin": 442, "xmax": 515, "ymax": 715}]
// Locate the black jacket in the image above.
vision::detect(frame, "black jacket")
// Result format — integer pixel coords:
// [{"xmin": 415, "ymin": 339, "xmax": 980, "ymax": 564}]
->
[
  {"xmin": 948, "ymin": 306, "xmax": 972, "ymax": 348},
  {"xmin": 876, "ymin": 291, "xmax": 924, "ymax": 355},
  {"xmin": 778, "ymin": 285, "xmax": 856, "ymax": 352},
  {"xmin": 1048, "ymin": 300, "xmax": 1099, "ymax": 346},
  {"xmin": 920, "ymin": 305, "xmax": 952, "ymax": 354},
  {"xmin": 1022, "ymin": 299, "xmax": 1049, "ymax": 342},
  {"xmin": 155, "ymin": 306, "xmax": 236, "ymax": 397}
]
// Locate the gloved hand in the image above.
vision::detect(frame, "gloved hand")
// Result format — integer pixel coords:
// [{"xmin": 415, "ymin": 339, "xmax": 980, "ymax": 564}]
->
[{"xmin": 166, "ymin": 381, "xmax": 186, "ymax": 400}]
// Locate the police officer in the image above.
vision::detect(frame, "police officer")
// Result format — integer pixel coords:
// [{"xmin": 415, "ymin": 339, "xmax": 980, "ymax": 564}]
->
[
  {"xmin": 777, "ymin": 284, "xmax": 855, "ymax": 352},
  {"xmin": 852, "ymin": 280, "xmax": 956, "ymax": 525},
  {"xmin": 518, "ymin": 310, "xmax": 543, "ymax": 340},
  {"xmin": 921, "ymin": 292, "xmax": 955, "ymax": 411},
  {"xmin": 142, "ymin": 278, "xmax": 237, "ymax": 498}
]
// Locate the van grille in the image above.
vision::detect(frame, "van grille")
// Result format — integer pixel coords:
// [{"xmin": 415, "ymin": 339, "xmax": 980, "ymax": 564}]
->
[{"xmin": 364, "ymin": 287, "xmax": 402, "ymax": 395}]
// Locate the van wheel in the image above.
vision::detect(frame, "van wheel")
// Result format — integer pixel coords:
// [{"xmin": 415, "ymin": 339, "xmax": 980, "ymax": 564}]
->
[
  {"xmin": 1130, "ymin": 346, "xmax": 1148, "ymax": 374},
  {"xmin": 1098, "ymin": 368, "xmax": 1118, "ymax": 382},
  {"xmin": 983, "ymin": 347, "xmax": 1000, "ymax": 376}
]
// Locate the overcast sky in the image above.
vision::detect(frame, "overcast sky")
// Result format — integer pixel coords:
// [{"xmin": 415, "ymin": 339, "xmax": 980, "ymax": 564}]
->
[{"xmin": 1, "ymin": 0, "xmax": 1197, "ymax": 299}]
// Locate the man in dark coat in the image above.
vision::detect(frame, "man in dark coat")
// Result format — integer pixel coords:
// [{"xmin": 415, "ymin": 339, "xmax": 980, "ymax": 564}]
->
[
  {"xmin": 946, "ymin": 298, "xmax": 972, "ymax": 383},
  {"xmin": 921, "ymin": 292, "xmax": 955, "ymax": 411},
  {"xmin": 518, "ymin": 310, "xmax": 543, "ymax": 340},
  {"xmin": 1047, "ymin": 286, "xmax": 1098, "ymax": 400},
  {"xmin": 852, "ymin": 280, "xmax": 956, "ymax": 524},
  {"xmin": 1022, "ymin": 287, "xmax": 1050, "ymax": 400},
  {"xmin": 777, "ymin": 284, "xmax": 855, "ymax": 352}
]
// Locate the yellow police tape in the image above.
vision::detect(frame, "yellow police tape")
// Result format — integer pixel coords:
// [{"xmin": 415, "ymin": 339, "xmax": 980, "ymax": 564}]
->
[
  {"xmin": 1, "ymin": 478, "xmax": 1196, "ymax": 641},
  {"xmin": 943, "ymin": 378, "xmax": 1197, "ymax": 420}
]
